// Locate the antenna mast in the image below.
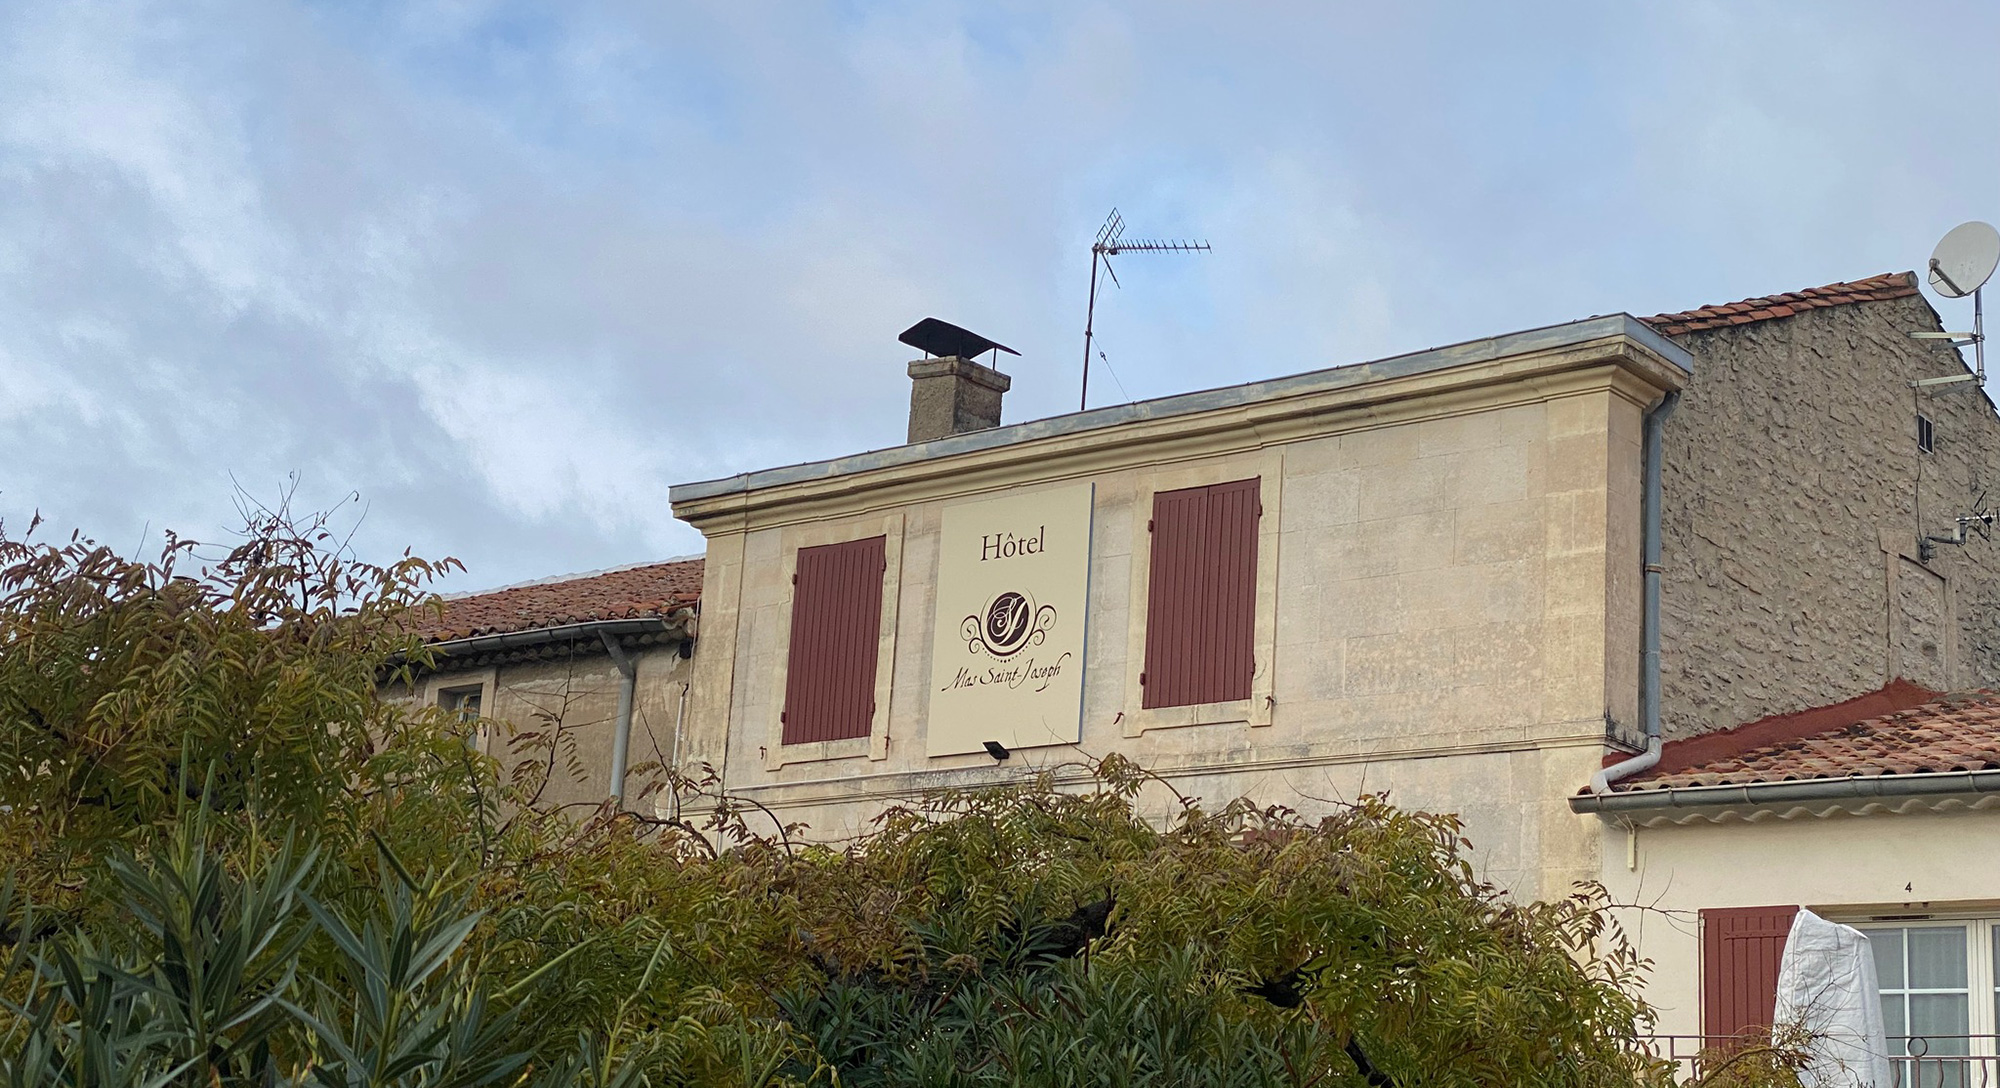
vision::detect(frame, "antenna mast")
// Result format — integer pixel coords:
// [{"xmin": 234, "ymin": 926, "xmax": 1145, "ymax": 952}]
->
[{"xmin": 1081, "ymin": 208, "xmax": 1210, "ymax": 411}]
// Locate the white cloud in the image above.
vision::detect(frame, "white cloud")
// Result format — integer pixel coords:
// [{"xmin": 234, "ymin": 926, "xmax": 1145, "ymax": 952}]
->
[{"xmin": 1, "ymin": 0, "xmax": 1996, "ymax": 588}]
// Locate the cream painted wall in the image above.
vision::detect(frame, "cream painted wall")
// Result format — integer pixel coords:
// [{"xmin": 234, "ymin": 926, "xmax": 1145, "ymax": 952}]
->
[
  {"xmin": 676, "ymin": 336, "xmax": 1685, "ymax": 901},
  {"xmin": 1596, "ymin": 803, "xmax": 2000, "ymax": 1037}
]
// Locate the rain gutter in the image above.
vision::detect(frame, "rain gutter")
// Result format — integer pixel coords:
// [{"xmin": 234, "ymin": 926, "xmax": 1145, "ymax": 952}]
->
[
  {"xmin": 418, "ymin": 616, "xmax": 681, "ymax": 661},
  {"xmin": 1570, "ymin": 769, "xmax": 2000, "ymax": 815}
]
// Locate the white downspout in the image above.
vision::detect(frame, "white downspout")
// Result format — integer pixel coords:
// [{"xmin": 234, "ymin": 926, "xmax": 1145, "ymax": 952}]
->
[
  {"xmin": 1592, "ymin": 390, "xmax": 1681, "ymax": 794},
  {"xmin": 671, "ymin": 681, "xmax": 690, "ymax": 771},
  {"xmin": 599, "ymin": 631, "xmax": 637, "ymax": 808}
]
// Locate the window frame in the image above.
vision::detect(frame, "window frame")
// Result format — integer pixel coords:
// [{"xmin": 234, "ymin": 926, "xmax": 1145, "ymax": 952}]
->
[
  {"xmin": 1120, "ymin": 455, "xmax": 1282, "ymax": 737},
  {"xmin": 1843, "ymin": 914, "xmax": 2000, "ymax": 1075},
  {"xmin": 763, "ymin": 513, "xmax": 904, "ymax": 769},
  {"xmin": 439, "ymin": 685, "xmax": 484, "ymax": 721},
  {"xmin": 424, "ymin": 668, "xmax": 497, "ymax": 752},
  {"xmin": 1920, "ymin": 412, "xmax": 1937, "ymax": 455}
]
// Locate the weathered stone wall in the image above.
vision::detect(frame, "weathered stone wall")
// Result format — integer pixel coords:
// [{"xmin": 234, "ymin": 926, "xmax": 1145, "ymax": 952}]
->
[
  {"xmin": 386, "ymin": 643, "xmax": 694, "ymax": 812},
  {"xmin": 1658, "ymin": 295, "xmax": 2000, "ymax": 738}
]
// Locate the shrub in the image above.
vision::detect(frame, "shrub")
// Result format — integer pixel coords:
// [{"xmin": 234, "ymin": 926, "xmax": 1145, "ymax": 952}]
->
[{"xmin": 0, "ymin": 512, "xmax": 1804, "ymax": 1086}]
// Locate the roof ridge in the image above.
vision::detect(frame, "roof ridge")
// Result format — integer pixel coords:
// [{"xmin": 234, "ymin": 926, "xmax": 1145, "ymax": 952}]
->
[
  {"xmin": 1643, "ymin": 272, "xmax": 1921, "ymax": 336},
  {"xmin": 441, "ymin": 554, "xmax": 705, "ymax": 601}
]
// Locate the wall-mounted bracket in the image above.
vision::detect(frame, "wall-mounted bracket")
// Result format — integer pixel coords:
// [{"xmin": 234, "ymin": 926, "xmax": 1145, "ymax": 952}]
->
[
  {"xmin": 1908, "ymin": 284, "xmax": 1986, "ymax": 388},
  {"xmin": 1920, "ymin": 511, "xmax": 1996, "ymax": 562},
  {"xmin": 1912, "ymin": 373, "xmax": 1981, "ymax": 390}
]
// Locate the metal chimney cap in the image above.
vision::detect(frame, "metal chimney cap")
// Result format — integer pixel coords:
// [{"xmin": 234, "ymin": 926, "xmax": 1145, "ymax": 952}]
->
[{"xmin": 899, "ymin": 318, "xmax": 1019, "ymax": 362}]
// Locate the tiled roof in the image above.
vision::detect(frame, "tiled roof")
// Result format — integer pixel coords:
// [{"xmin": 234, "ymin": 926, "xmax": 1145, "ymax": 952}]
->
[
  {"xmin": 1606, "ymin": 683, "xmax": 2000, "ymax": 794},
  {"xmin": 1642, "ymin": 272, "xmax": 1920, "ymax": 337},
  {"xmin": 412, "ymin": 559, "xmax": 703, "ymax": 642}
]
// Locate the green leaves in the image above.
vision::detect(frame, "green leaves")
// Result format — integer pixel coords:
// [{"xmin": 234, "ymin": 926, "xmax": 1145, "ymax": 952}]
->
[
  {"xmin": 0, "ymin": 509, "xmax": 1809, "ymax": 1087},
  {"xmin": 103, "ymin": 816, "xmax": 317, "ymax": 1085},
  {"xmin": 0, "ymin": 826, "xmax": 553, "ymax": 1088},
  {"xmin": 293, "ymin": 859, "xmax": 526, "ymax": 1088},
  {"xmin": 0, "ymin": 509, "xmax": 458, "ymax": 914}
]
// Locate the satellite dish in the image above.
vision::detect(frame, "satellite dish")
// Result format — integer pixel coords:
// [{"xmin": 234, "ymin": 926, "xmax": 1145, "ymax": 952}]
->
[{"xmin": 1929, "ymin": 221, "xmax": 2000, "ymax": 298}]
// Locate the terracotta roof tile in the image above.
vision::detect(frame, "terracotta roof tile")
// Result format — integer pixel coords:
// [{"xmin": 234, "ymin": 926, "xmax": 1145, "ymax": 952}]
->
[
  {"xmin": 410, "ymin": 559, "xmax": 703, "ymax": 642},
  {"xmin": 1605, "ymin": 683, "xmax": 2000, "ymax": 793},
  {"xmin": 1642, "ymin": 272, "xmax": 1920, "ymax": 336}
]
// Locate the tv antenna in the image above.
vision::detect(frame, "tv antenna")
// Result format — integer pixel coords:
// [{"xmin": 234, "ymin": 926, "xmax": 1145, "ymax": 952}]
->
[
  {"xmin": 1080, "ymin": 208, "xmax": 1210, "ymax": 411},
  {"xmin": 1911, "ymin": 220, "xmax": 1998, "ymax": 392},
  {"xmin": 1921, "ymin": 486, "xmax": 1996, "ymax": 561}
]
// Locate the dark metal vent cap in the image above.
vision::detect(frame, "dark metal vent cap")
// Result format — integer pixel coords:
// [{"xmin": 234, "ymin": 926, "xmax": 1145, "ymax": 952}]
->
[{"xmin": 898, "ymin": 318, "xmax": 1019, "ymax": 362}]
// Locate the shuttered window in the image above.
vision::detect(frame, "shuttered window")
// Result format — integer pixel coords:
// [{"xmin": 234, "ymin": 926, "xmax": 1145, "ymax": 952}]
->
[
  {"xmin": 1701, "ymin": 905, "xmax": 1799, "ymax": 1042},
  {"xmin": 781, "ymin": 536, "xmax": 887, "ymax": 745},
  {"xmin": 1142, "ymin": 478, "xmax": 1260, "ymax": 710}
]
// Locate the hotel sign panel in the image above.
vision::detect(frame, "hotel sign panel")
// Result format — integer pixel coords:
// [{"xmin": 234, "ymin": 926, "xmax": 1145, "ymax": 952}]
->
[{"xmin": 926, "ymin": 483, "xmax": 1094, "ymax": 756}]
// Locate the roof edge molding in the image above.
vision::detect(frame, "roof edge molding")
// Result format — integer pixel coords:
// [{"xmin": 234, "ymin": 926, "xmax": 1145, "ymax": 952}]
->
[
  {"xmin": 390, "ymin": 614, "xmax": 696, "ymax": 678},
  {"xmin": 671, "ymin": 314, "xmax": 1691, "ymax": 532},
  {"xmin": 1570, "ymin": 767, "xmax": 2000, "ymax": 817}
]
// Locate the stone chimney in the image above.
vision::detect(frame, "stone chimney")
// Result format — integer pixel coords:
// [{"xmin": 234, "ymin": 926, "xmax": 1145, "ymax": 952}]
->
[{"xmin": 907, "ymin": 356, "xmax": 1010, "ymax": 444}]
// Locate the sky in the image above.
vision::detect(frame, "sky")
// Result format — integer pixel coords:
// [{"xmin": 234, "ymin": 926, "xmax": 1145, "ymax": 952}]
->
[{"xmin": 3, "ymin": 1, "xmax": 1998, "ymax": 593}]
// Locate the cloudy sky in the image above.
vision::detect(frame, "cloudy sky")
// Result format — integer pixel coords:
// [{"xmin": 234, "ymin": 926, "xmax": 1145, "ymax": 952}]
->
[{"xmin": 3, "ymin": 1, "xmax": 1997, "ymax": 592}]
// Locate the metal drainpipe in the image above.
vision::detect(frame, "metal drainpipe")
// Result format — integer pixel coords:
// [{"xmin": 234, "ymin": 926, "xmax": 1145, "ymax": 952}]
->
[
  {"xmin": 1592, "ymin": 390, "xmax": 1681, "ymax": 794},
  {"xmin": 599, "ymin": 631, "xmax": 637, "ymax": 808},
  {"xmin": 671, "ymin": 681, "xmax": 690, "ymax": 770}
]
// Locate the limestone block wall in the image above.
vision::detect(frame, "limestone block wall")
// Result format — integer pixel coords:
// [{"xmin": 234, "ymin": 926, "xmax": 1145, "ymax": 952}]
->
[
  {"xmin": 679, "ymin": 351, "xmax": 1675, "ymax": 901},
  {"xmin": 1658, "ymin": 297, "xmax": 2000, "ymax": 738}
]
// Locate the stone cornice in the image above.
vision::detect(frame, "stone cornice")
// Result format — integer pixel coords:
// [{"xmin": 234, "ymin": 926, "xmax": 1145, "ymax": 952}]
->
[{"xmin": 672, "ymin": 316, "xmax": 1690, "ymax": 535}]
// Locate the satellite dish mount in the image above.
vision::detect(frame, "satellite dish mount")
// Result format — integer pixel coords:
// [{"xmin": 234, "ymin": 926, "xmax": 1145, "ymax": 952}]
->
[{"xmin": 1912, "ymin": 221, "xmax": 2000, "ymax": 391}]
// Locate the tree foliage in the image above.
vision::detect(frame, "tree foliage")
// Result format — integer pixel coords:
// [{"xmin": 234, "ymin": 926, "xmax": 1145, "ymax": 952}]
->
[{"xmin": 0, "ymin": 510, "xmax": 1798, "ymax": 1086}]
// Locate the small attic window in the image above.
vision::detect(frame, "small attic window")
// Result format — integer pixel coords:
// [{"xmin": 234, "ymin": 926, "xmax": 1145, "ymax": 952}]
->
[
  {"xmin": 438, "ymin": 685, "xmax": 483, "ymax": 722},
  {"xmin": 1918, "ymin": 413, "xmax": 1936, "ymax": 455}
]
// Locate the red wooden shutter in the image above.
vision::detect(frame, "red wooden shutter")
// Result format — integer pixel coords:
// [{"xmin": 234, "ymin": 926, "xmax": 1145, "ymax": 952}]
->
[
  {"xmin": 1701, "ymin": 905, "xmax": 1799, "ymax": 1042},
  {"xmin": 781, "ymin": 536, "xmax": 887, "ymax": 744},
  {"xmin": 1142, "ymin": 478, "xmax": 1259, "ymax": 709}
]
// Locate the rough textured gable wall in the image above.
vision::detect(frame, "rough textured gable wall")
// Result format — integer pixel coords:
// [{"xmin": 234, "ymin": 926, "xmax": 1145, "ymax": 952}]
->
[{"xmin": 1657, "ymin": 294, "xmax": 2000, "ymax": 738}]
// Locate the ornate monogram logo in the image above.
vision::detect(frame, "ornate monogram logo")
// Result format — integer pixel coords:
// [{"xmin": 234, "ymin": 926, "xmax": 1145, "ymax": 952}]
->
[{"xmin": 961, "ymin": 590, "xmax": 1057, "ymax": 661}]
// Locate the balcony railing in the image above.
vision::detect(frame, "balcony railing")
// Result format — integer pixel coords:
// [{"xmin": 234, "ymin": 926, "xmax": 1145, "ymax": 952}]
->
[{"xmin": 1641, "ymin": 1035, "xmax": 2000, "ymax": 1087}]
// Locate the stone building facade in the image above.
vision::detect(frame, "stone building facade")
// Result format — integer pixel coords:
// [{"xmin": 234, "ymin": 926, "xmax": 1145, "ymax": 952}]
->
[
  {"xmin": 397, "ymin": 270, "xmax": 2000, "ymax": 907},
  {"xmin": 670, "ymin": 316, "xmax": 1687, "ymax": 899},
  {"xmin": 387, "ymin": 268, "xmax": 2000, "ymax": 1053},
  {"xmin": 1649, "ymin": 273, "xmax": 2000, "ymax": 739}
]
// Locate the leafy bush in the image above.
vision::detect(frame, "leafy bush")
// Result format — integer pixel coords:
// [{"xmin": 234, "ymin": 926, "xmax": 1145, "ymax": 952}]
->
[{"xmin": 0, "ymin": 511, "xmax": 1805, "ymax": 1086}]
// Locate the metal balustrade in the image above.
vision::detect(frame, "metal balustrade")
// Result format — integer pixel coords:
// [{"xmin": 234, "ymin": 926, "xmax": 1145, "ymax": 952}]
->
[{"xmin": 1639, "ymin": 1035, "xmax": 2000, "ymax": 1087}]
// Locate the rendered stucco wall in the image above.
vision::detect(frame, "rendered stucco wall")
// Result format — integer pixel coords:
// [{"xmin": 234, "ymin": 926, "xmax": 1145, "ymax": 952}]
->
[
  {"xmin": 394, "ymin": 644, "xmax": 693, "ymax": 813},
  {"xmin": 1598, "ymin": 806, "xmax": 2000, "ymax": 1038},
  {"xmin": 681, "ymin": 351, "xmax": 1674, "ymax": 901},
  {"xmin": 1658, "ymin": 297, "xmax": 2000, "ymax": 738}
]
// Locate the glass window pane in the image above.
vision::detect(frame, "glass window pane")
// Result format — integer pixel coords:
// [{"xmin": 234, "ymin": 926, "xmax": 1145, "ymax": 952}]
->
[
  {"xmin": 1882, "ymin": 993, "xmax": 1909, "ymax": 1040},
  {"xmin": 1875, "ymin": 929, "xmax": 1906, "ymax": 989},
  {"xmin": 1908, "ymin": 928, "xmax": 1968, "ymax": 989},
  {"xmin": 1992, "ymin": 925, "xmax": 2000, "ymax": 1033},
  {"xmin": 1910, "ymin": 994, "xmax": 1970, "ymax": 1045}
]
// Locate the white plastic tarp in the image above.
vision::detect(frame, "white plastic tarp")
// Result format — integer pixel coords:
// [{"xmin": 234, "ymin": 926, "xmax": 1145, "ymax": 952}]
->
[{"xmin": 1772, "ymin": 908, "xmax": 1893, "ymax": 1088}]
